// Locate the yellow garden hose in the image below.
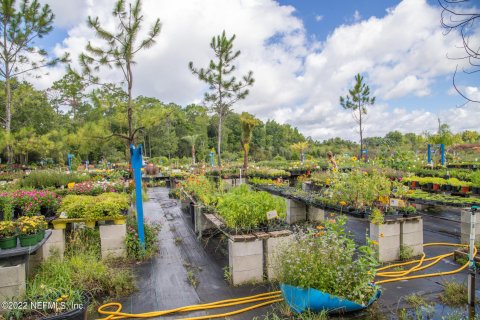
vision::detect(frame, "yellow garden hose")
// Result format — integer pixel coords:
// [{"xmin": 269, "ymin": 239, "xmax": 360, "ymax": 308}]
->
[
  {"xmin": 97, "ymin": 291, "xmax": 283, "ymax": 320},
  {"xmin": 375, "ymin": 243, "xmax": 475, "ymax": 284},
  {"xmin": 97, "ymin": 242, "xmax": 475, "ymax": 319}
]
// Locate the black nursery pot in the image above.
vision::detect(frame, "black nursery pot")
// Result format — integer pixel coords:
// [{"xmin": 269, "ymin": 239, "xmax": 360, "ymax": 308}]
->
[
  {"xmin": 41, "ymin": 295, "xmax": 89, "ymax": 320},
  {"xmin": 472, "ymin": 186, "xmax": 480, "ymax": 195}
]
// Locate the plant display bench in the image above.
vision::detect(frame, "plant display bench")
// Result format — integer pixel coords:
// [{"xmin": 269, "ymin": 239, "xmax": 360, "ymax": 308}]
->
[
  {"xmin": 52, "ymin": 217, "xmax": 127, "ymax": 259},
  {"xmin": 52, "ymin": 216, "xmax": 127, "ymax": 230},
  {"xmin": 0, "ymin": 231, "xmax": 52, "ymax": 301},
  {"xmin": 200, "ymin": 211, "xmax": 294, "ymax": 285}
]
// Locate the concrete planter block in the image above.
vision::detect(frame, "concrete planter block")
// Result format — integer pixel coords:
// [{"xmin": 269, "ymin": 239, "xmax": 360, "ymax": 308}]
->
[
  {"xmin": 40, "ymin": 229, "xmax": 65, "ymax": 260},
  {"xmin": 100, "ymin": 224, "xmax": 126, "ymax": 259},
  {"xmin": 370, "ymin": 221, "xmax": 401, "ymax": 238},
  {"xmin": 401, "ymin": 218, "xmax": 423, "ymax": 257},
  {"xmin": 460, "ymin": 210, "xmax": 480, "ymax": 244},
  {"xmin": 265, "ymin": 230, "xmax": 294, "ymax": 280},
  {"xmin": 228, "ymin": 237, "xmax": 263, "ymax": 285},
  {"xmin": 195, "ymin": 207, "xmax": 215, "ymax": 236},
  {"xmin": 308, "ymin": 206, "xmax": 325, "ymax": 222},
  {"xmin": 370, "ymin": 221, "xmax": 401, "ymax": 262},
  {"xmin": 0, "ymin": 263, "xmax": 26, "ymax": 301},
  {"xmin": 286, "ymin": 199, "xmax": 307, "ymax": 224}
]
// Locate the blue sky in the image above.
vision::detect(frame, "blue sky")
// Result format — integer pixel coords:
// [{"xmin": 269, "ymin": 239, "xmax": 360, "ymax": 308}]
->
[
  {"xmin": 275, "ymin": 0, "xmax": 475, "ymax": 113},
  {"xmin": 34, "ymin": 0, "xmax": 480, "ymax": 140}
]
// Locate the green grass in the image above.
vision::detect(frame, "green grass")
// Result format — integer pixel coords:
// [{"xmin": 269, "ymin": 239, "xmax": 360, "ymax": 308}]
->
[
  {"xmin": 439, "ymin": 281, "xmax": 468, "ymax": 307},
  {"xmin": 404, "ymin": 293, "xmax": 430, "ymax": 308}
]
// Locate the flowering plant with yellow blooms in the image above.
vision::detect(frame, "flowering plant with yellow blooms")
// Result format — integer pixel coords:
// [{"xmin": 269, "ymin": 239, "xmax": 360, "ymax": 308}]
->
[
  {"xmin": 0, "ymin": 221, "xmax": 17, "ymax": 238},
  {"xmin": 17, "ymin": 216, "xmax": 41, "ymax": 235}
]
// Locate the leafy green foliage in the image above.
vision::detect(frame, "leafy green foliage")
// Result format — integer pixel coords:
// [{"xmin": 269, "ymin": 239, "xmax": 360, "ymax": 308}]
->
[
  {"xmin": 58, "ymin": 193, "xmax": 130, "ymax": 219},
  {"xmin": 370, "ymin": 208, "xmax": 384, "ymax": 225},
  {"xmin": 330, "ymin": 169, "xmax": 391, "ymax": 209},
  {"xmin": 19, "ymin": 171, "xmax": 90, "ymax": 189},
  {"xmin": 276, "ymin": 216, "xmax": 378, "ymax": 305},
  {"xmin": 125, "ymin": 216, "xmax": 161, "ymax": 261},
  {"xmin": 216, "ymin": 184, "xmax": 286, "ymax": 231}
]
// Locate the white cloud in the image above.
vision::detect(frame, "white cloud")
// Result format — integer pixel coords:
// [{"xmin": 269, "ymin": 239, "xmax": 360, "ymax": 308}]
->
[
  {"xmin": 27, "ymin": 0, "xmax": 480, "ymax": 142},
  {"xmin": 315, "ymin": 15, "xmax": 323, "ymax": 22},
  {"xmin": 353, "ymin": 10, "xmax": 361, "ymax": 22}
]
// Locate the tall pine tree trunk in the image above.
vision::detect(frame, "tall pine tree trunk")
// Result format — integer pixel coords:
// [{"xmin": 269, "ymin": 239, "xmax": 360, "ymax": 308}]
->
[
  {"xmin": 217, "ymin": 115, "xmax": 222, "ymax": 168},
  {"xmin": 242, "ymin": 143, "xmax": 249, "ymax": 172},
  {"xmin": 192, "ymin": 144, "xmax": 196, "ymax": 165},
  {"xmin": 359, "ymin": 103, "xmax": 363, "ymax": 159},
  {"xmin": 5, "ymin": 77, "xmax": 13, "ymax": 163}
]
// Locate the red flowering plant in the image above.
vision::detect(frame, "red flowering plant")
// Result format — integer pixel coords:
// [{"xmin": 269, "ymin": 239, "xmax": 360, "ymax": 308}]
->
[
  {"xmin": 1, "ymin": 190, "xmax": 61, "ymax": 217},
  {"xmin": 69, "ymin": 181, "xmax": 124, "ymax": 196}
]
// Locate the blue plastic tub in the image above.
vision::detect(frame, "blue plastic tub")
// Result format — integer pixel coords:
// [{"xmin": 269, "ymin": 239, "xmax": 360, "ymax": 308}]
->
[{"xmin": 280, "ymin": 284, "xmax": 381, "ymax": 314}]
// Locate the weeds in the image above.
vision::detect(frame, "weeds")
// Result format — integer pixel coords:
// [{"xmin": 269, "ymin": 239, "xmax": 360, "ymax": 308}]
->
[
  {"xmin": 184, "ymin": 263, "xmax": 201, "ymax": 288},
  {"xmin": 440, "ymin": 281, "xmax": 468, "ymax": 307},
  {"xmin": 175, "ymin": 236, "xmax": 183, "ymax": 245},
  {"xmin": 404, "ymin": 293, "xmax": 430, "ymax": 308},
  {"xmin": 400, "ymin": 244, "xmax": 414, "ymax": 261},
  {"xmin": 223, "ymin": 266, "xmax": 232, "ymax": 284}
]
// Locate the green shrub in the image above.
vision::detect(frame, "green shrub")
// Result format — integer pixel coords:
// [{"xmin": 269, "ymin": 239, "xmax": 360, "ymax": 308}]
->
[
  {"xmin": 216, "ymin": 184, "xmax": 286, "ymax": 231},
  {"xmin": 58, "ymin": 193, "xmax": 130, "ymax": 219},
  {"xmin": 276, "ymin": 216, "xmax": 378, "ymax": 305},
  {"xmin": 20, "ymin": 170, "xmax": 90, "ymax": 189}
]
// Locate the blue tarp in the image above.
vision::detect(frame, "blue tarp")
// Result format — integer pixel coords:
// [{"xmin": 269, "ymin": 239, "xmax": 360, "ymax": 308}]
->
[{"xmin": 281, "ymin": 284, "xmax": 381, "ymax": 314}]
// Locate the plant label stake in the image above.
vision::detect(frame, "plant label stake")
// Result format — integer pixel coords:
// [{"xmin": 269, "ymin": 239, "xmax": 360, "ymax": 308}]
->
[
  {"xmin": 86, "ymin": 160, "xmax": 89, "ymax": 171},
  {"xmin": 468, "ymin": 206, "xmax": 477, "ymax": 307},
  {"xmin": 130, "ymin": 144, "xmax": 146, "ymax": 249}
]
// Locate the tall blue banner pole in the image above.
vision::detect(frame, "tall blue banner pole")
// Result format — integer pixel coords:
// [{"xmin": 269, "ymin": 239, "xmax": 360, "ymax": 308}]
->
[
  {"xmin": 440, "ymin": 144, "xmax": 445, "ymax": 166},
  {"xmin": 427, "ymin": 144, "xmax": 431, "ymax": 164},
  {"xmin": 130, "ymin": 144, "xmax": 145, "ymax": 248},
  {"xmin": 68, "ymin": 154, "xmax": 73, "ymax": 172}
]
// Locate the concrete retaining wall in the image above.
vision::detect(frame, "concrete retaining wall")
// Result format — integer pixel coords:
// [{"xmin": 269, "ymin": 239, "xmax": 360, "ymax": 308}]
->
[{"xmin": 100, "ymin": 224, "xmax": 126, "ymax": 259}]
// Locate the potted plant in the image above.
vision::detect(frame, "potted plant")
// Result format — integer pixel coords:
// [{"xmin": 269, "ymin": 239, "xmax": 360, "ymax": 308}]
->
[
  {"xmin": 276, "ymin": 216, "xmax": 380, "ymax": 313},
  {"xmin": 17, "ymin": 216, "xmax": 40, "ymax": 247},
  {"xmin": 32, "ymin": 216, "xmax": 48, "ymax": 242},
  {"xmin": 0, "ymin": 221, "xmax": 18, "ymax": 250}
]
